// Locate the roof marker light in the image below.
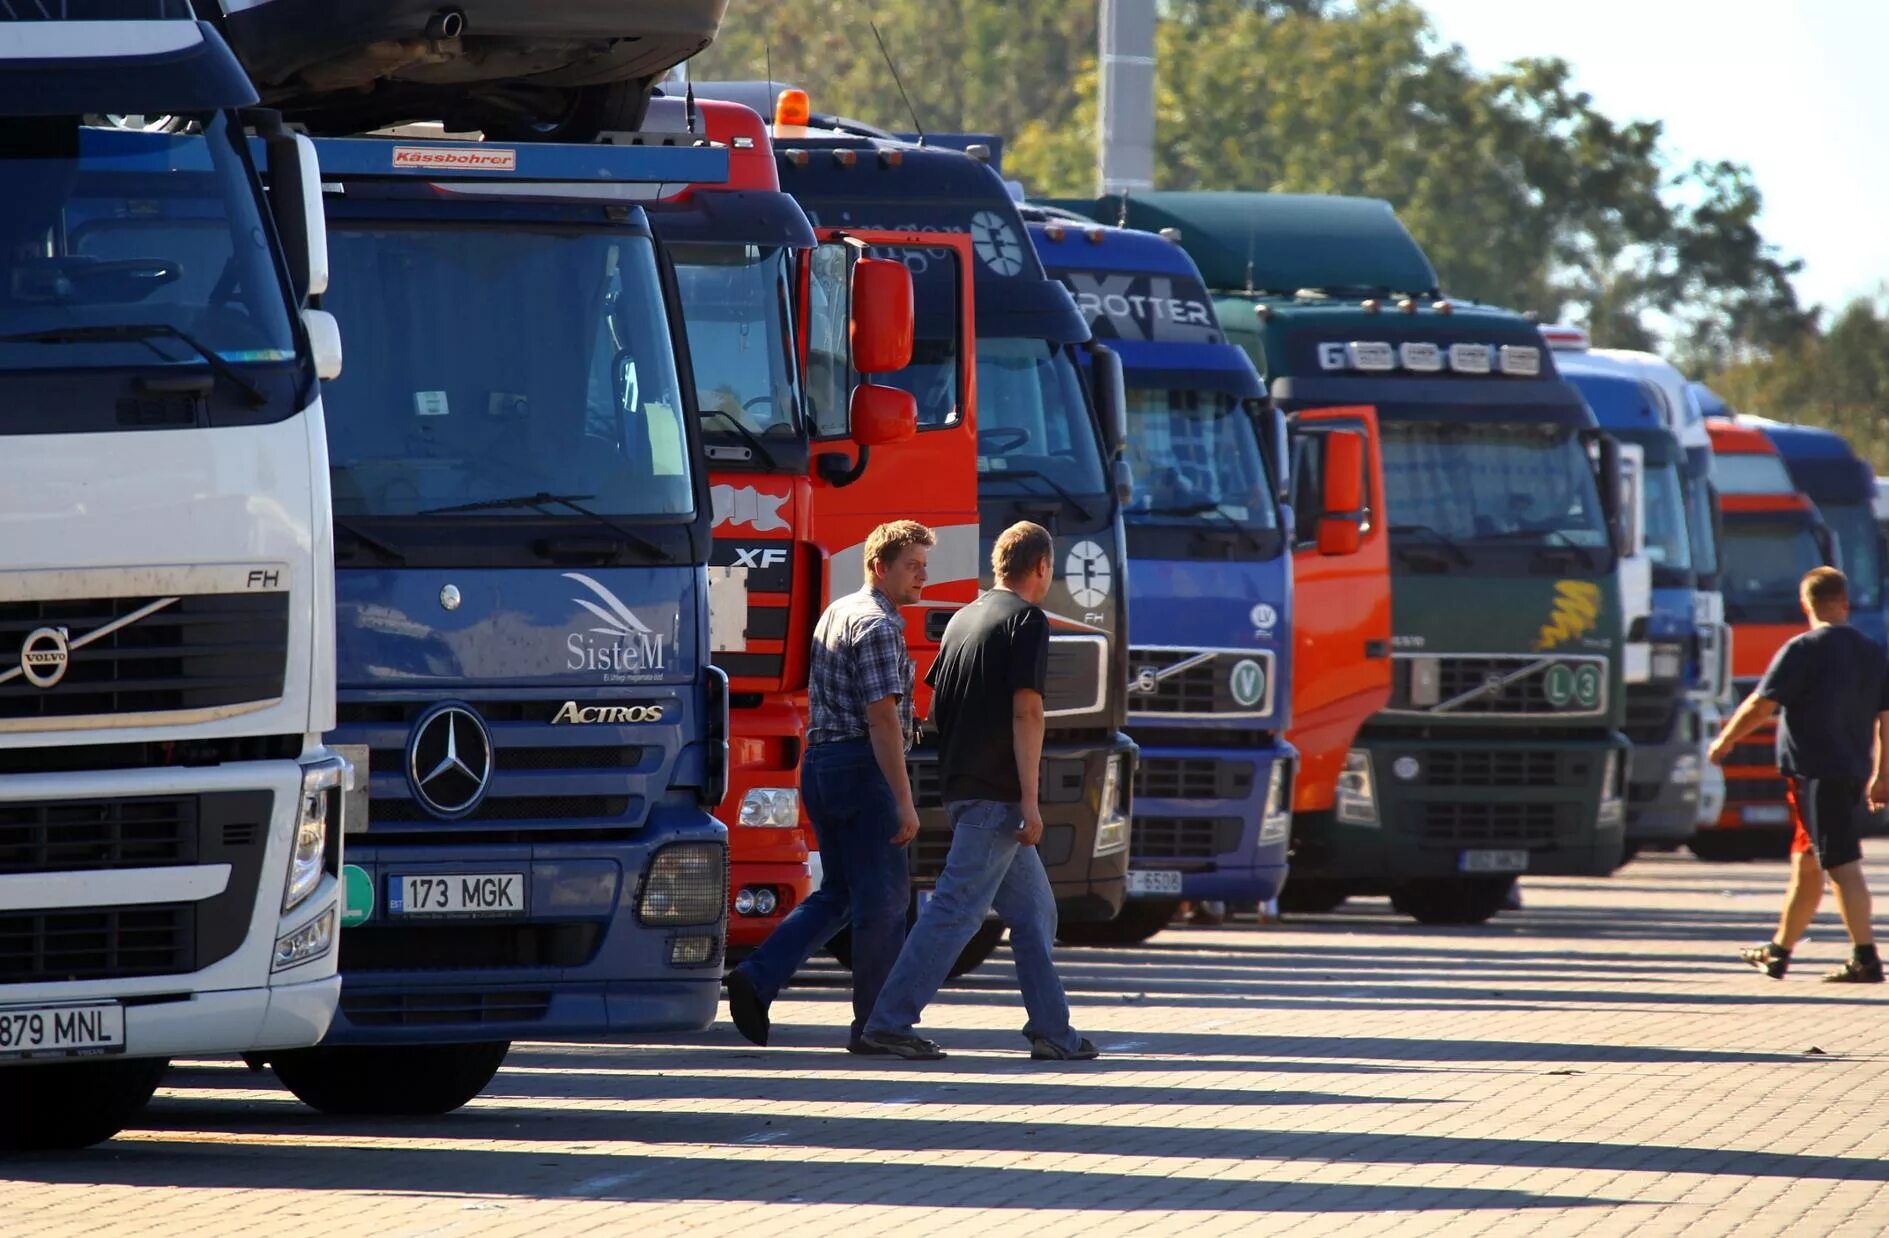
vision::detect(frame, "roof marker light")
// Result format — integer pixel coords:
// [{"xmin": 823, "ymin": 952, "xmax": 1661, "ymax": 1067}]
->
[
  {"xmin": 966, "ymin": 143, "xmax": 992, "ymax": 163},
  {"xmin": 1432, "ymin": 299, "xmax": 1453, "ymax": 315},
  {"xmin": 1159, "ymin": 227, "xmax": 1182, "ymax": 243},
  {"xmin": 774, "ymin": 89, "xmax": 811, "ymax": 128},
  {"xmin": 1086, "ymin": 228, "xmax": 1104, "ymax": 244},
  {"xmin": 1362, "ymin": 298, "xmax": 1380, "ymax": 313},
  {"xmin": 1254, "ymin": 304, "xmax": 1272, "ymax": 321},
  {"xmin": 784, "ymin": 149, "xmax": 809, "ymax": 168},
  {"xmin": 833, "ymin": 149, "xmax": 857, "ymax": 167},
  {"xmin": 878, "ymin": 148, "xmax": 903, "ymax": 168},
  {"xmin": 1045, "ymin": 224, "xmax": 1066, "ymax": 242},
  {"xmin": 1398, "ymin": 297, "xmax": 1418, "ymax": 314}
]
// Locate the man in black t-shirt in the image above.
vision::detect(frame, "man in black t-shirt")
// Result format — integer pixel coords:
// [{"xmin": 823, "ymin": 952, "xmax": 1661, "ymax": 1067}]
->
[
  {"xmin": 1710, "ymin": 567, "xmax": 1889, "ymax": 982},
  {"xmin": 861, "ymin": 522, "xmax": 1097, "ymax": 1061}
]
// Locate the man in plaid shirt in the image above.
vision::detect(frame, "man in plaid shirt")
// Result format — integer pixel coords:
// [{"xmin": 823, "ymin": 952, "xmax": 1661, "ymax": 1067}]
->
[{"xmin": 725, "ymin": 520, "xmax": 934, "ymax": 1052}]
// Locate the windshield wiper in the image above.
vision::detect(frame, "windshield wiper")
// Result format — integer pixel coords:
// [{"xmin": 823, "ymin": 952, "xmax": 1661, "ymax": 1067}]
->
[
  {"xmin": 700, "ymin": 408, "xmax": 781, "ymax": 471},
  {"xmin": 0, "ymin": 323, "xmax": 269, "ymax": 408},
  {"xmin": 1480, "ymin": 527, "xmax": 1599, "ymax": 569},
  {"xmin": 1144, "ymin": 500, "xmax": 1264, "ymax": 555},
  {"xmin": 1389, "ymin": 522, "xmax": 1471, "ymax": 566},
  {"xmin": 982, "ymin": 467, "xmax": 1095, "ymax": 523},
  {"xmin": 332, "ymin": 518, "xmax": 406, "ymax": 565},
  {"xmin": 417, "ymin": 491, "xmax": 670, "ymax": 561}
]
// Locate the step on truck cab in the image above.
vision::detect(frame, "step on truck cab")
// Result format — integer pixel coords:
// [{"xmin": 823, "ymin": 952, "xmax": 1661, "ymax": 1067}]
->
[
  {"xmin": 750, "ymin": 107, "xmax": 1135, "ymax": 943},
  {"xmin": 0, "ymin": 14, "xmax": 346, "ymax": 1149},
  {"xmin": 1114, "ymin": 194, "xmax": 1629, "ymax": 925},
  {"xmin": 1027, "ymin": 212, "xmax": 1314, "ymax": 944},
  {"xmin": 638, "ymin": 95, "xmax": 921, "ymax": 954},
  {"xmin": 1696, "ymin": 416, "xmax": 1832, "ymax": 860},
  {"xmin": 261, "ymin": 134, "xmax": 734, "ymax": 1117}
]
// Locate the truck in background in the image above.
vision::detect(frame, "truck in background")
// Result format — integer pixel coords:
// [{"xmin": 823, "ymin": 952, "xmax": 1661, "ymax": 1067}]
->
[
  {"xmin": 1110, "ymin": 193, "xmax": 1627, "ymax": 924},
  {"xmin": 1026, "ymin": 211, "xmax": 1314, "ymax": 943},
  {"xmin": 257, "ymin": 134, "xmax": 737, "ymax": 1116},
  {"xmin": 0, "ymin": 15, "xmax": 345, "ymax": 1148},
  {"xmin": 1753, "ymin": 419, "xmax": 1885, "ymax": 645}
]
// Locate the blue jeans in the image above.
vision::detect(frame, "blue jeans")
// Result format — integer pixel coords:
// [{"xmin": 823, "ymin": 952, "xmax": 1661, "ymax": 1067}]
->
[
  {"xmin": 866, "ymin": 799, "xmax": 1081, "ymax": 1053},
  {"xmin": 734, "ymin": 738, "xmax": 910, "ymax": 1038}
]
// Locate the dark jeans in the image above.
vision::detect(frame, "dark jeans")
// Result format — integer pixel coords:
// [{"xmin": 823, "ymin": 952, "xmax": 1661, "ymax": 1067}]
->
[{"xmin": 734, "ymin": 737, "xmax": 911, "ymax": 1038}]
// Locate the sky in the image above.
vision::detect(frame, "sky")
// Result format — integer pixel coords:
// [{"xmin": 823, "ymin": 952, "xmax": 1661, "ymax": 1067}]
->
[{"xmin": 1417, "ymin": 0, "xmax": 1889, "ymax": 321}]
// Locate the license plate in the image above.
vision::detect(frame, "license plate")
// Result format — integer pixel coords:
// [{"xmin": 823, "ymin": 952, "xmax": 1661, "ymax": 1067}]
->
[
  {"xmin": 0, "ymin": 1002, "xmax": 125, "ymax": 1060},
  {"xmin": 1742, "ymin": 805, "xmax": 1790, "ymax": 825},
  {"xmin": 1125, "ymin": 869, "xmax": 1184, "ymax": 896},
  {"xmin": 389, "ymin": 872, "xmax": 526, "ymax": 918},
  {"xmin": 1459, "ymin": 849, "xmax": 1529, "ymax": 873}
]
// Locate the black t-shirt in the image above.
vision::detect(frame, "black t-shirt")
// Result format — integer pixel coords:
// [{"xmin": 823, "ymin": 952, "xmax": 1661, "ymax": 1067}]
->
[
  {"xmin": 1757, "ymin": 623, "xmax": 1889, "ymax": 779},
  {"xmin": 925, "ymin": 589, "xmax": 1050, "ymax": 805}
]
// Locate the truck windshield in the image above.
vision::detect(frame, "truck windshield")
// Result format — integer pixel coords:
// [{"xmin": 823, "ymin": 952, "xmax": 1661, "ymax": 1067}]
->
[
  {"xmin": 1645, "ymin": 460, "xmax": 1693, "ymax": 572},
  {"xmin": 1820, "ymin": 501, "xmax": 1883, "ymax": 611},
  {"xmin": 0, "ymin": 116, "xmax": 296, "ymax": 376},
  {"xmin": 1122, "ymin": 386, "xmax": 1276, "ymax": 529},
  {"xmin": 671, "ymin": 242, "xmax": 800, "ymax": 450},
  {"xmin": 976, "ymin": 337, "xmax": 1108, "ymax": 499},
  {"xmin": 1721, "ymin": 515, "xmax": 1825, "ymax": 621},
  {"xmin": 1713, "ymin": 452, "xmax": 1795, "ymax": 496},
  {"xmin": 1382, "ymin": 420, "xmax": 1609, "ymax": 548},
  {"xmin": 321, "ymin": 224, "xmax": 694, "ymax": 519}
]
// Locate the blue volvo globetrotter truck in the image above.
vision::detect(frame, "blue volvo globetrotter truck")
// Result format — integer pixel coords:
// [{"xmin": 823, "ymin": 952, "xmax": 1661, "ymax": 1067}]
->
[
  {"xmin": 260, "ymin": 136, "xmax": 732, "ymax": 1116},
  {"xmin": 1027, "ymin": 212, "xmax": 1295, "ymax": 944}
]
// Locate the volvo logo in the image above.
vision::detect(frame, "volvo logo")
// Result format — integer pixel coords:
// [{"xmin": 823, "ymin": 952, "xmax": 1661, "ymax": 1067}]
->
[
  {"xmin": 19, "ymin": 626, "xmax": 70, "ymax": 688},
  {"xmin": 406, "ymin": 704, "xmax": 494, "ymax": 819}
]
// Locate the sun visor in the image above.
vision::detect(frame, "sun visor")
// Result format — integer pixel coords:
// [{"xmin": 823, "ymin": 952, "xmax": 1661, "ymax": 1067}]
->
[
  {"xmin": 647, "ymin": 191, "xmax": 816, "ymax": 249},
  {"xmin": 0, "ymin": 20, "xmax": 257, "ymax": 115}
]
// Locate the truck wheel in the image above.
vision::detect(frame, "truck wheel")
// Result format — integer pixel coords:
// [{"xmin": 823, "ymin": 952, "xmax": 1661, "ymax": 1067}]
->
[
  {"xmin": 0, "ymin": 1057, "xmax": 169, "ymax": 1150},
  {"xmin": 485, "ymin": 79, "xmax": 654, "ymax": 142},
  {"xmin": 270, "ymin": 1042, "xmax": 510, "ymax": 1116},
  {"xmin": 1390, "ymin": 878, "xmax": 1513, "ymax": 926},
  {"xmin": 827, "ymin": 921, "xmax": 1006, "ymax": 978},
  {"xmin": 1057, "ymin": 899, "xmax": 1178, "ymax": 946},
  {"xmin": 1277, "ymin": 880, "xmax": 1348, "ymax": 915}
]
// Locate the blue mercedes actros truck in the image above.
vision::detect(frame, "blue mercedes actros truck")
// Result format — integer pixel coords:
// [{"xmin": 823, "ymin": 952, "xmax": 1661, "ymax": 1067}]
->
[
  {"xmin": 1027, "ymin": 211, "xmax": 1295, "ymax": 944},
  {"xmin": 262, "ymin": 136, "xmax": 731, "ymax": 1116}
]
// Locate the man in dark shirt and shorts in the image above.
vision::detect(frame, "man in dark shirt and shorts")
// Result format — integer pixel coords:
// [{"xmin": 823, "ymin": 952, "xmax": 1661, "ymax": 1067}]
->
[
  {"xmin": 1709, "ymin": 566, "xmax": 1889, "ymax": 982},
  {"xmin": 861, "ymin": 522, "xmax": 1096, "ymax": 1061}
]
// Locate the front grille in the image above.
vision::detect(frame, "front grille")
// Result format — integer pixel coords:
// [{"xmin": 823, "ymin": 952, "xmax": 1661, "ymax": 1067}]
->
[
  {"xmin": 0, "ymin": 796, "xmax": 196, "ymax": 874},
  {"xmin": 341, "ymin": 989, "xmax": 554, "ymax": 1027},
  {"xmin": 1127, "ymin": 648, "xmax": 1273, "ymax": 716},
  {"xmin": 0, "ymin": 593, "xmax": 289, "ymax": 721},
  {"xmin": 0, "ymin": 905, "xmax": 191, "ymax": 983},
  {"xmin": 1132, "ymin": 815, "xmax": 1242, "ymax": 861},
  {"xmin": 1417, "ymin": 802, "xmax": 1559, "ymax": 848},
  {"xmin": 1128, "ymin": 726, "xmax": 1274, "ymax": 751},
  {"xmin": 1045, "ymin": 636, "xmax": 1105, "ymax": 716},
  {"xmin": 907, "ymin": 757, "xmax": 1086, "ymax": 810},
  {"xmin": 340, "ymin": 924, "xmax": 603, "ymax": 971},
  {"xmin": 1134, "ymin": 757, "xmax": 1255, "ymax": 801},
  {"xmin": 1390, "ymin": 654, "xmax": 1608, "ymax": 717},
  {"xmin": 1628, "ymin": 781, "xmax": 1663, "ymax": 804},
  {"xmin": 367, "ymin": 746, "xmax": 641, "ymax": 774},
  {"xmin": 1420, "ymin": 750, "xmax": 1561, "ymax": 788},
  {"xmin": 1623, "ymin": 685, "xmax": 1680, "ymax": 745},
  {"xmin": 371, "ymin": 796, "xmax": 631, "ymax": 824},
  {"xmin": 1726, "ymin": 778, "xmax": 1789, "ymax": 803}
]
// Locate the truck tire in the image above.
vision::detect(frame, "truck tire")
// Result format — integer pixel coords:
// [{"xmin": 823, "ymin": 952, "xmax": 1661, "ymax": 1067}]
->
[
  {"xmin": 271, "ymin": 1042, "xmax": 510, "ymax": 1117},
  {"xmin": 1390, "ymin": 878, "xmax": 1513, "ymax": 926},
  {"xmin": 0, "ymin": 1057, "xmax": 169, "ymax": 1151},
  {"xmin": 485, "ymin": 79, "xmax": 654, "ymax": 142},
  {"xmin": 1057, "ymin": 899, "xmax": 1178, "ymax": 947},
  {"xmin": 1277, "ymin": 880, "xmax": 1348, "ymax": 915},
  {"xmin": 827, "ymin": 920, "xmax": 1006, "ymax": 979}
]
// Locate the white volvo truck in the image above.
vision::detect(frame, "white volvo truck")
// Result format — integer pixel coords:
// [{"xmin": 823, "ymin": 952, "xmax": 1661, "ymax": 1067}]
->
[{"xmin": 0, "ymin": 14, "xmax": 346, "ymax": 1150}]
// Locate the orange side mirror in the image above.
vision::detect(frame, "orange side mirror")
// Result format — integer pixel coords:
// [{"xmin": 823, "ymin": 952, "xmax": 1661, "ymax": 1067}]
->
[
  {"xmin": 1317, "ymin": 516, "xmax": 1363, "ymax": 556},
  {"xmin": 849, "ymin": 381, "xmax": 917, "ymax": 447},
  {"xmin": 850, "ymin": 257, "xmax": 914, "ymax": 374},
  {"xmin": 1317, "ymin": 429, "xmax": 1366, "ymax": 556}
]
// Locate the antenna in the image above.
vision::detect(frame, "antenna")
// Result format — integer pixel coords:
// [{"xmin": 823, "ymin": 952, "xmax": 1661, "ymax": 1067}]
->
[
  {"xmin": 870, "ymin": 21, "xmax": 925, "ymax": 145},
  {"xmin": 765, "ymin": 42, "xmax": 774, "ymax": 113},
  {"xmin": 684, "ymin": 80, "xmax": 699, "ymax": 136}
]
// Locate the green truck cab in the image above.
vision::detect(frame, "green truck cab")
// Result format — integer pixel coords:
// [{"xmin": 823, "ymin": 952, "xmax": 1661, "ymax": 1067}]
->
[{"xmin": 1099, "ymin": 193, "xmax": 1631, "ymax": 924}]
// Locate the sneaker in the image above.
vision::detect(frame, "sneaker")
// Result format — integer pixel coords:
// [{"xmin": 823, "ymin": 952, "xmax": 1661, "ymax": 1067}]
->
[
  {"xmin": 724, "ymin": 967, "xmax": 770, "ymax": 1046},
  {"xmin": 1822, "ymin": 957, "xmax": 1885, "ymax": 984},
  {"xmin": 858, "ymin": 1030, "xmax": 947, "ymax": 1060},
  {"xmin": 1029, "ymin": 1035, "xmax": 1100, "ymax": 1061},
  {"xmin": 1741, "ymin": 943, "xmax": 1790, "ymax": 980}
]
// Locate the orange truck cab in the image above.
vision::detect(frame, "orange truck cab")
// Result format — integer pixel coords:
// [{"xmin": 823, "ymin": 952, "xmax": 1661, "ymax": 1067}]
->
[{"xmin": 1698, "ymin": 417, "xmax": 1834, "ymax": 859}]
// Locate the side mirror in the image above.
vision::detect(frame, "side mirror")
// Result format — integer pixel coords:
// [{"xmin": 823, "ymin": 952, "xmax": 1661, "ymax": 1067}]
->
[
  {"xmin": 1315, "ymin": 428, "xmax": 1365, "ymax": 556},
  {"xmin": 1088, "ymin": 344, "xmax": 1128, "ymax": 454},
  {"xmin": 303, "ymin": 307, "xmax": 343, "ymax": 381},
  {"xmin": 1586, "ymin": 430, "xmax": 1628, "ymax": 557},
  {"xmin": 1814, "ymin": 522, "xmax": 1837, "ymax": 567},
  {"xmin": 1112, "ymin": 456, "xmax": 1134, "ymax": 506},
  {"xmin": 850, "ymin": 256, "xmax": 913, "ymax": 374},
  {"xmin": 265, "ymin": 130, "xmax": 328, "ymax": 304},
  {"xmin": 850, "ymin": 381, "xmax": 916, "ymax": 447}
]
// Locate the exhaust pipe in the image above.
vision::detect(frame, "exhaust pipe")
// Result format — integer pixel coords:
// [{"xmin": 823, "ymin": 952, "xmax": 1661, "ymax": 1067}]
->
[{"xmin": 425, "ymin": 9, "xmax": 465, "ymax": 41}]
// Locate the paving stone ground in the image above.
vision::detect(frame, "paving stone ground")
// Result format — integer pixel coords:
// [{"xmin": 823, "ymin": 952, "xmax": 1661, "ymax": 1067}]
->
[{"xmin": 7, "ymin": 849, "xmax": 1889, "ymax": 1236}]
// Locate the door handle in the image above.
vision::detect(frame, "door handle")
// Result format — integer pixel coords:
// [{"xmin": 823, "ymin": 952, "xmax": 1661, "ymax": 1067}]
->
[
  {"xmin": 925, "ymin": 610, "xmax": 952, "ymax": 641},
  {"xmin": 1365, "ymin": 640, "xmax": 1389, "ymax": 659}
]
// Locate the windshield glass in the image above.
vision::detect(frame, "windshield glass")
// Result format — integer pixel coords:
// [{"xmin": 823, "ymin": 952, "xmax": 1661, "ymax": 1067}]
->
[
  {"xmin": 1645, "ymin": 460, "xmax": 1693, "ymax": 572},
  {"xmin": 0, "ymin": 116, "xmax": 296, "ymax": 373},
  {"xmin": 1722, "ymin": 516, "xmax": 1825, "ymax": 619},
  {"xmin": 1684, "ymin": 472, "xmax": 1720, "ymax": 577},
  {"xmin": 671, "ymin": 242, "xmax": 800, "ymax": 445},
  {"xmin": 1822, "ymin": 501, "xmax": 1883, "ymax": 610},
  {"xmin": 322, "ymin": 223, "xmax": 693, "ymax": 518},
  {"xmin": 1123, "ymin": 386, "xmax": 1276, "ymax": 528},
  {"xmin": 1382, "ymin": 420, "xmax": 1609, "ymax": 547},
  {"xmin": 1713, "ymin": 452, "xmax": 1795, "ymax": 496},
  {"xmin": 975, "ymin": 337, "xmax": 1107, "ymax": 497}
]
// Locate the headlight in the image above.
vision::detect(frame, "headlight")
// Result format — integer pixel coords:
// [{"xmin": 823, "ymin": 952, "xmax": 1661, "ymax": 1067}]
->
[
  {"xmin": 1093, "ymin": 755, "xmax": 1129, "ymax": 856},
  {"xmin": 738, "ymin": 787, "xmax": 800, "ymax": 828},
  {"xmin": 1335, "ymin": 749, "xmax": 1378, "ymax": 826},
  {"xmin": 638, "ymin": 843, "xmax": 726, "ymax": 926},
  {"xmin": 273, "ymin": 908, "xmax": 335, "ymax": 971},
  {"xmin": 1669, "ymin": 753, "xmax": 1702, "ymax": 786},
  {"xmin": 1598, "ymin": 750, "xmax": 1625, "ymax": 826},
  {"xmin": 1650, "ymin": 642, "xmax": 1686, "ymax": 682},
  {"xmin": 285, "ymin": 759, "xmax": 345, "ymax": 913},
  {"xmin": 1259, "ymin": 761, "xmax": 1292, "ymax": 845}
]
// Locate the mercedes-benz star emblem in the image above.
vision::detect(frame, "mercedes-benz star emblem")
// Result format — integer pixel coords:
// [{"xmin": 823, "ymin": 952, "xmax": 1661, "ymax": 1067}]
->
[
  {"xmin": 19, "ymin": 626, "xmax": 70, "ymax": 689},
  {"xmin": 406, "ymin": 703, "xmax": 494, "ymax": 818}
]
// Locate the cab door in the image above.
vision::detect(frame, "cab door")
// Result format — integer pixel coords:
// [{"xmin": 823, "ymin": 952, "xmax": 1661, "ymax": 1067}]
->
[{"xmin": 1287, "ymin": 406, "xmax": 1393, "ymax": 816}]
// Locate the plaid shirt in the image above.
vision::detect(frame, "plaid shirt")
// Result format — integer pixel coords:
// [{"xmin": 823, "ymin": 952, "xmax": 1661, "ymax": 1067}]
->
[{"xmin": 806, "ymin": 586, "xmax": 915, "ymax": 749}]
